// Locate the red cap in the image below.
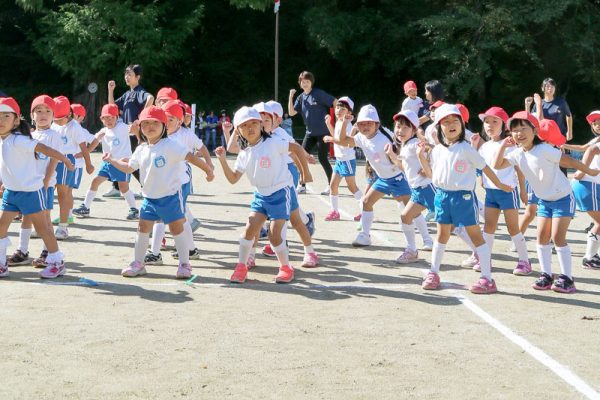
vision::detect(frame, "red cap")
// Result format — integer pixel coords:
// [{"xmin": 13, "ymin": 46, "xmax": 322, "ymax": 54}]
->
[
  {"xmin": 586, "ymin": 111, "xmax": 600, "ymax": 125},
  {"xmin": 182, "ymin": 102, "xmax": 192, "ymax": 115},
  {"xmin": 478, "ymin": 106, "xmax": 509, "ymax": 125},
  {"xmin": 403, "ymin": 80, "xmax": 417, "ymax": 94},
  {"xmin": 456, "ymin": 103, "xmax": 470, "ymax": 122},
  {"xmin": 507, "ymin": 111, "xmax": 540, "ymax": 130},
  {"xmin": 162, "ymin": 100, "xmax": 184, "ymax": 120},
  {"xmin": 139, "ymin": 106, "xmax": 167, "ymax": 125},
  {"xmin": 100, "ymin": 103, "xmax": 119, "ymax": 118},
  {"xmin": 31, "ymin": 95, "xmax": 55, "ymax": 114},
  {"xmin": 71, "ymin": 103, "xmax": 86, "ymax": 118},
  {"xmin": 429, "ymin": 100, "xmax": 445, "ymax": 110},
  {"xmin": 53, "ymin": 96, "xmax": 71, "ymax": 118},
  {"xmin": 538, "ymin": 119, "xmax": 566, "ymax": 146},
  {"xmin": 0, "ymin": 97, "xmax": 21, "ymax": 116},
  {"xmin": 156, "ymin": 87, "xmax": 178, "ymax": 101}
]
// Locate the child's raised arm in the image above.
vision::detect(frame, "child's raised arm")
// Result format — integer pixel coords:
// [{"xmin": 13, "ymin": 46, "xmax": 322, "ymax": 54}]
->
[
  {"xmin": 323, "ymin": 115, "xmax": 355, "ymax": 147},
  {"xmin": 214, "ymin": 146, "xmax": 243, "ymax": 184},
  {"xmin": 493, "ymin": 137, "xmax": 515, "ymax": 170},
  {"xmin": 35, "ymin": 143, "xmax": 75, "ymax": 171},
  {"xmin": 289, "ymin": 142, "xmax": 313, "ymax": 183},
  {"xmin": 416, "ymin": 142, "xmax": 432, "ymax": 178},
  {"xmin": 185, "ymin": 153, "xmax": 215, "ymax": 182},
  {"xmin": 561, "ymin": 152, "xmax": 600, "ymax": 177},
  {"xmin": 103, "ymin": 152, "xmax": 135, "ymax": 174}
]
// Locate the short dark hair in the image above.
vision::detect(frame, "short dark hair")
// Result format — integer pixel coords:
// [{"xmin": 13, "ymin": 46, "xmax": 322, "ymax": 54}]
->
[
  {"xmin": 126, "ymin": 64, "xmax": 143, "ymax": 76},
  {"xmin": 298, "ymin": 71, "xmax": 315, "ymax": 85},
  {"xmin": 541, "ymin": 77, "xmax": 556, "ymax": 90},
  {"xmin": 508, "ymin": 119, "xmax": 543, "ymax": 146},
  {"xmin": 425, "ymin": 80, "xmax": 445, "ymax": 102}
]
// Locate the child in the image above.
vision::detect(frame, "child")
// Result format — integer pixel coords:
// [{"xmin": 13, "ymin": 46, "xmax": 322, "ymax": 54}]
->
[
  {"xmin": 323, "ymin": 96, "xmax": 363, "ymax": 221},
  {"xmin": 105, "ymin": 106, "xmax": 214, "ymax": 279},
  {"xmin": 72, "ymin": 104, "xmax": 139, "ymax": 220},
  {"xmin": 493, "ymin": 111, "xmax": 599, "ymax": 293},
  {"xmin": 0, "ymin": 97, "xmax": 74, "ymax": 279},
  {"xmin": 215, "ymin": 106, "xmax": 313, "ymax": 283},
  {"xmin": 401, "ymin": 80, "xmax": 424, "ymax": 115},
  {"xmin": 417, "ymin": 104, "xmax": 513, "ymax": 294}
]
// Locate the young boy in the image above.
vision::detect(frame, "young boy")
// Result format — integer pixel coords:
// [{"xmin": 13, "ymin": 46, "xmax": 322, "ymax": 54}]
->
[{"xmin": 401, "ymin": 80, "xmax": 424, "ymax": 116}]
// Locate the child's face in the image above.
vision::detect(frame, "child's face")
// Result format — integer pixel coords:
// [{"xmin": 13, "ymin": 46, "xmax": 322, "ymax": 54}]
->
[
  {"xmin": 184, "ymin": 114, "xmax": 192, "ymax": 125},
  {"xmin": 140, "ymin": 120, "xmax": 164, "ymax": 143},
  {"xmin": 357, "ymin": 121, "xmax": 379, "ymax": 138},
  {"xmin": 238, "ymin": 119, "xmax": 262, "ymax": 144},
  {"xmin": 394, "ymin": 120, "xmax": 415, "ymax": 143},
  {"xmin": 483, "ymin": 116, "xmax": 503, "ymax": 140},
  {"xmin": 335, "ymin": 103, "xmax": 349, "ymax": 120},
  {"xmin": 166, "ymin": 115, "xmax": 181, "ymax": 134},
  {"xmin": 73, "ymin": 114, "xmax": 85, "ymax": 123},
  {"xmin": 259, "ymin": 112, "xmax": 273, "ymax": 133},
  {"xmin": 271, "ymin": 114, "xmax": 282, "ymax": 127},
  {"xmin": 0, "ymin": 112, "xmax": 18, "ymax": 135},
  {"xmin": 406, "ymin": 88, "xmax": 417, "ymax": 99},
  {"xmin": 439, "ymin": 115, "xmax": 462, "ymax": 143},
  {"xmin": 510, "ymin": 121, "xmax": 535, "ymax": 148},
  {"xmin": 124, "ymin": 70, "xmax": 140, "ymax": 87},
  {"xmin": 31, "ymin": 105, "xmax": 53, "ymax": 129},
  {"xmin": 101, "ymin": 115, "xmax": 117, "ymax": 129},
  {"xmin": 591, "ymin": 121, "xmax": 600, "ymax": 135}
]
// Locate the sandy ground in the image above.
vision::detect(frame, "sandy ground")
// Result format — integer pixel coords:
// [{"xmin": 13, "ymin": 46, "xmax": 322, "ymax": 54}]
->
[{"xmin": 2, "ymin": 152, "xmax": 599, "ymax": 400}]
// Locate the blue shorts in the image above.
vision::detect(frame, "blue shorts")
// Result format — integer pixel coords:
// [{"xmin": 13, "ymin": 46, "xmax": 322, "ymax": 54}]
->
[
  {"xmin": 485, "ymin": 188, "xmax": 520, "ymax": 210},
  {"xmin": 372, "ymin": 173, "xmax": 411, "ymax": 197},
  {"xmin": 72, "ymin": 167, "xmax": 83, "ymax": 189},
  {"xmin": 526, "ymin": 181, "xmax": 539, "ymax": 206},
  {"xmin": 251, "ymin": 186, "xmax": 298, "ymax": 220},
  {"xmin": 98, "ymin": 161, "xmax": 130, "ymax": 183},
  {"xmin": 410, "ymin": 184, "xmax": 436, "ymax": 212},
  {"xmin": 333, "ymin": 159, "xmax": 356, "ymax": 177},
  {"xmin": 366, "ymin": 172, "xmax": 378, "ymax": 186},
  {"xmin": 572, "ymin": 180, "xmax": 600, "ymax": 212},
  {"xmin": 537, "ymin": 193, "xmax": 575, "ymax": 218},
  {"xmin": 45, "ymin": 187, "xmax": 55, "ymax": 210},
  {"xmin": 181, "ymin": 181, "xmax": 191, "ymax": 206},
  {"xmin": 288, "ymin": 162, "xmax": 300, "ymax": 188},
  {"xmin": 140, "ymin": 191, "xmax": 185, "ymax": 224},
  {"xmin": 435, "ymin": 189, "xmax": 479, "ymax": 227},
  {"xmin": 1, "ymin": 188, "xmax": 47, "ymax": 216},
  {"xmin": 56, "ymin": 154, "xmax": 77, "ymax": 187}
]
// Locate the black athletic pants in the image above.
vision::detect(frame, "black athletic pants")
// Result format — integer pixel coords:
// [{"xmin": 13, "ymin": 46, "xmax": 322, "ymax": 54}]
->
[{"xmin": 301, "ymin": 134, "xmax": 332, "ymax": 184}]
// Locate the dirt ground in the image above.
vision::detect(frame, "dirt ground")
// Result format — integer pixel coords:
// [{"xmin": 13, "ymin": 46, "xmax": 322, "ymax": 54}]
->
[{"xmin": 2, "ymin": 152, "xmax": 599, "ymax": 400}]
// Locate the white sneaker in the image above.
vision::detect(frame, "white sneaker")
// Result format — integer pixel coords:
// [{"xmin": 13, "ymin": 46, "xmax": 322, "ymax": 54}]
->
[
  {"xmin": 352, "ymin": 232, "xmax": 372, "ymax": 247},
  {"xmin": 320, "ymin": 186, "xmax": 330, "ymax": 195},
  {"xmin": 461, "ymin": 252, "xmax": 478, "ymax": 267},
  {"xmin": 30, "ymin": 230, "xmax": 40, "ymax": 238},
  {"xmin": 101, "ymin": 188, "xmax": 121, "ymax": 198},
  {"xmin": 509, "ymin": 243, "xmax": 517, "ymax": 252},
  {"xmin": 54, "ymin": 226, "xmax": 69, "ymax": 240},
  {"xmin": 396, "ymin": 249, "xmax": 419, "ymax": 264},
  {"xmin": 422, "ymin": 240, "xmax": 434, "ymax": 251},
  {"xmin": 296, "ymin": 184, "xmax": 306, "ymax": 194}
]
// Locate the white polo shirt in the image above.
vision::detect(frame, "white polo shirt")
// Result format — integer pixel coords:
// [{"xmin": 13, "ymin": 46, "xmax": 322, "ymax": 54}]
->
[
  {"xmin": 0, "ymin": 134, "xmax": 43, "ymax": 191},
  {"xmin": 353, "ymin": 131, "xmax": 401, "ymax": 179},
  {"xmin": 169, "ymin": 128, "xmax": 204, "ymax": 185},
  {"xmin": 74, "ymin": 125, "xmax": 96, "ymax": 168},
  {"xmin": 333, "ymin": 120, "xmax": 355, "ymax": 161},
  {"xmin": 431, "ymin": 141, "xmax": 486, "ymax": 191},
  {"xmin": 478, "ymin": 140, "xmax": 517, "ymax": 189},
  {"xmin": 400, "ymin": 137, "xmax": 431, "ymax": 188},
  {"xmin": 32, "ymin": 128, "xmax": 63, "ymax": 187},
  {"xmin": 51, "ymin": 120, "xmax": 86, "ymax": 155},
  {"xmin": 96, "ymin": 121, "xmax": 132, "ymax": 160},
  {"xmin": 401, "ymin": 96, "xmax": 423, "ymax": 116},
  {"xmin": 580, "ymin": 142, "xmax": 600, "ymax": 184},
  {"xmin": 271, "ymin": 127, "xmax": 295, "ymax": 165}
]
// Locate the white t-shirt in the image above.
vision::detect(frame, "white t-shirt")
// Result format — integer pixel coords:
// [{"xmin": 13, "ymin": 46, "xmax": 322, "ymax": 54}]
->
[
  {"xmin": 96, "ymin": 121, "xmax": 132, "ymax": 160},
  {"xmin": 505, "ymin": 143, "xmax": 571, "ymax": 201},
  {"xmin": 431, "ymin": 141, "xmax": 486, "ymax": 191},
  {"xmin": 169, "ymin": 128, "xmax": 204, "ymax": 185},
  {"xmin": 32, "ymin": 128, "xmax": 63, "ymax": 187},
  {"xmin": 478, "ymin": 140, "xmax": 517, "ymax": 189},
  {"xmin": 0, "ymin": 134, "xmax": 43, "ymax": 191},
  {"xmin": 74, "ymin": 126, "xmax": 96, "ymax": 168},
  {"xmin": 51, "ymin": 120, "xmax": 85, "ymax": 155},
  {"xmin": 234, "ymin": 136, "xmax": 291, "ymax": 196},
  {"xmin": 353, "ymin": 130, "xmax": 401, "ymax": 179},
  {"xmin": 401, "ymin": 96, "xmax": 423, "ymax": 116},
  {"xmin": 128, "ymin": 138, "xmax": 190, "ymax": 199},
  {"xmin": 580, "ymin": 142, "xmax": 600, "ymax": 184},
  {"xmin": 271, "ymin": 127, "xmax": 295, "ymax": 165},
  {"xmin": 399, "ymin": 137, "xmax": 431, "ymax": 188},
  {"xmin": 333, "ymin": 120, "xmax": 355, "ymax": 161}
]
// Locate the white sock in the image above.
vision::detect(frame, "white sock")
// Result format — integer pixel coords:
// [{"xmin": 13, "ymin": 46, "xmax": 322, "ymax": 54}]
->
[
  {"xmin": 299, "ymin": 208, "xmax": 309, "ymax": 225},
  {"xmin": 555, "ymin": 245, "xmax": 572, "ymax": 279},
  {"xmin": 584, "ymin": 231, "xmax": 600, "ymax": 259},
  {"xmin": 454, "ymin": 227, "xmax": 476, "ymax": 251},
  {"xmin": 68, "ymin": 209, "xmax": 73, "ymax": 218},
  {"xmin": 183, "ymin": 221, "xmax": 195, "ymax": 250},
  {"xmin": 353, "ymin": 190, "xmax": 363, "ymax": 201},
  {"xmin": 0, "ymin": 237, "xmax": 11, "ymax": 265},
  {"xmin": 396, "ymin": 202, "xmax": 405, "ymax": 212},
  {"xmin": 511, "ymin": 233, "xmax": 529, "ymax": 262},
  {"xmin": 430, "ymin": 241, "xmax": 446, "ymax": 273},
  {"xmin": 135, "ymin": 232, "xmax": 150, "ymax": 263},
  {"xmin": 122, "ymin": 190, "xmax": 136, "ymax": 209},
  {"xmin": 414, "ymin": 214, "xmax": 431, "ymax": 243},
  {"xmin": 185, "ymin": 205, "xmax": 195, "ymax": 223},
  {"xmin": 238, "ymin": 237, "xmax": 254, "ymax": 265},
  {"xmin": 402, "ymin": 223, "xmax": 417, "ymax": 252},
  {"xmin": 304, "ymin": 245, "xmax": 315, "ymax": 255},
  {"xmin": 46, "ymin": 251, "xmax": 63, "ymax": 264},
  {"xmin": 150, "ymin": 223, "xmax": 165, "ymax": 255},
  {"xmin": 483, "ymin": 232, "xmax": 495, "ymax": 252},
  {"xmin": 330, "ymin": 195, "xmax": 339, "ymax": 211},
  {"xmin": 83, "ymin": 190, "xmax": 96, "ymax": 208},
  {"xmin": 536, "ymin": 244, "xmax": 553, "ymax": 275},
  {"xmin": 475, "ymin": 243, "xmax": 492, "ymax": 280},
  {"xmin": 361, "ymin": 211, "xmax": 374, "ymax": 235},
  {"xmin": 173, "ymin": 231, "xmax": 190, "ymax": 264},
  {"xmin": 249, "ymin": 246, "xmax": 256, "ymax": 261},
  {"xmin": 273, "ymin": 241, "xmax": 289, "ymax": 266},
  {"xmin": 18, "ymin": 228, "xmax": 32, "ymax": 253}
]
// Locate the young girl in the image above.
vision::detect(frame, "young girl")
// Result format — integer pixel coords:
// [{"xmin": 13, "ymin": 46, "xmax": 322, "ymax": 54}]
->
[
  {"xmin": 0, "ymin": 97, "xmax": 74, "ymax": 279},
  {"xmin": 323, "ymin": 96, "xmax": 363, "ymax": 221},
  {"xmin": 417, "ymin": 104, "xmax": 513, "ymax": 294},
  {"xmin": 72, "ymin": 103, "xmax": 139, "ymax": 220},
  {"xmin": 215, "ymin": 106, "xmax": 313, "ymax": 283},
  {"xmin": 105, "ymin": 106, "xmax": 214, "ymax": 279},
  {"xmin": 494, "ymin": 111, "xmax": 600, "ymax": 293}
]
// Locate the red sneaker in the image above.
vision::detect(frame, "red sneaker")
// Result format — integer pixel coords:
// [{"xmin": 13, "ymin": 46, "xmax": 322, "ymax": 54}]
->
[{"xmin": 275, "ymin": 265, "xmax": 294, "ymax": 283}]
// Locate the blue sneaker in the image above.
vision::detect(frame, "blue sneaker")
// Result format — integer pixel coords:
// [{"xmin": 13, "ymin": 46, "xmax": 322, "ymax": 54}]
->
[
  {"xmin": 305, "ymin": 211, "xmax": 315, "ymax": 236},
  {"xmin": 259, "ymin": 225, "xmax": 269, "ymax": 240}
]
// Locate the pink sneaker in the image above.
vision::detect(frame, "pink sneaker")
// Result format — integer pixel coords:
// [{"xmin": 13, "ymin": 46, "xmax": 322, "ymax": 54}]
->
[
  {"xmin": 396, "ymin": 249, "xmax": 418, "ymax": 264},
  {"xmin": 39, "ymin": 261, "xmax": 66, "ymax": 279},
  {"xmin": 121, "ymin": 261, "xmax": 147, "ymax": 277},
  {"xmin": 301, "ymin": 252, "xmax": 319, "ymax": 268},
  {"xmin": 353, "ymin": 213, "xmax": 362, "ymax": 222},
  {"xmin": 247, "ymin": 255, "xmax": 256, "ymax": 270},
  {"xmin": 422, "ymin": 271, "xmax": 441, "ymax": 290},
  {"xmin": 176, "ymin": 263, "xmax": 192, "ymax": 279},
  {"xmin": 262, "ymin": 244, "xmax": 276, "ymax": 258},
  {"xmin": 470, "ymin": 277, "xmax": 498, "ymax": 294},
  {"xmin": 513, "ymin": 260, "xmax": 532, "ymax": 276},
  {"xmin": 275, "ymin": 265, "xmax": 294, "ymax": 283},
  {"xmin": 0, "ymin": 263, "xmax": 8, "ymax": 278},
  {"xmin": 324, "ymin": 210, "xmax": 340, "ymax": 221},
  {"xmin": 230, "ymin": 263, "xmax": 248, "ymax": 283}
]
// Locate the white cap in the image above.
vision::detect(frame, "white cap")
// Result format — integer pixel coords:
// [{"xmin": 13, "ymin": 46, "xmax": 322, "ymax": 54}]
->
[
  {"xmin": 266, "ymin": 100, "xmax": 283, "ymax": 117},
  {"xmin": 252, "ymin": 101, "xmax": 275, "ymax": 117},
  {"xmin": 434, "ymin": 103, "xmax": 462, "ymax": 125},
  {"xmin": 338, "ymin": 96, "xmax": 354, "ymax": 111},
  {"xmin": 233, "ymin": 106, "xmax": 262, "ymax": 129},
  {"xmin": 356, "ymin": 104, "xmax": 380, "ymax": 123},
  {"xmin": 393, "ymin": 109, "xmax": 419, "ymax": 129}
]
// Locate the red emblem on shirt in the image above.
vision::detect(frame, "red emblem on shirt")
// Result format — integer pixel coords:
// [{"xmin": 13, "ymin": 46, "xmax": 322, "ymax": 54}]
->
[
  {"xmin": 259, "ymin": 156, "xmax": 271, "ymax": 168},
  {"xmin": 454, "ymin": 160, "xmax": 468, "ymax": 173}
]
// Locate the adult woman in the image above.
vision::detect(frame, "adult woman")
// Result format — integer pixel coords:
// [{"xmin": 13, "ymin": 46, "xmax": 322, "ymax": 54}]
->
[{"xmin": 418, "ymin": 80, "xmax": 445, "ymax": 127}]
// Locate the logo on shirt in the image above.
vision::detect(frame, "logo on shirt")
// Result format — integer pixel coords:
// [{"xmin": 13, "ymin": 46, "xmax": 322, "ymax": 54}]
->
[
  {"xmin": 258, "ymin": 156, "xmax": 271, "ymax": 169},
  {"xmin": 373, "ymin": 152, "xmax": 381, "ymax": 162},
  {"xmin": 454, "ymin": 160, "xmax": 468, "ymax": 174},
  {"xmin": 154, "ymin": 156, "xmax": 166, "ymax": 168},
  {"xmin": 37, "ymin": 152, "xmax": 48, "ymax": 160},
  {"xmin": 61, "ymin": 136, "xmax": 68, "ymax": 145},
  {"xmin": 463, "ymin": 193, "xmax": 472, "ymax": 200},
  {"xmin": 112, "ymin": 138, "xmax": 120, "ymax": 146}
]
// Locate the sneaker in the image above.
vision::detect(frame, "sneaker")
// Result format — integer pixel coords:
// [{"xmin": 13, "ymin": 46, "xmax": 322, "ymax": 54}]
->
[
  {"xmin": 259, "ymin": 224, "xmax": 269, "ymax": 240},
  {"xmin": 513, "ymin": 260, "xmax": 532, "ymax": 276},
  {"xmin": 472, "ymin": 261, "xmax": 481, "ymax": 272},
  {"xmin": 305, "ymin": 211, "xmax": 316, "ymax": 236},
  {"xmin": 102, "ymin": 188, "xmax": 121, "ymax": 198},
  {"xmin": 13, "ymin": 213, "xmax": 22, "ymax": 222},
  {"xmin": 144, "ymin": 251, "xmax": 163, "ymax": 266},
  {"xmin": 230, "ymin": 263, "xmax": 248, "ymax": 283},
  {"xmin": 190, "ymin": 218, "xmax": 201, "ymax": 232},
  {"xmin": 551, "ymin": 274, "xmax": 576, "ymax": 294},
  {"xmin": 320, "ymin": 186, "xmax": 330, "ymax": 195},
  {"xmin": 247, "ymin": 255, "xmax": 256, "ymax": 270},
  {"xmin": 424, "ymin": 210, "xmax": 435, "ymax": 222},
  {"xmin": 30, "ymin": 230, "xmax": 40, "ymax": 238},
  {"xmin": 422, "ymin": 240, "xmax": 434, "ymax": 252},
  {"xmin": 176, "ymin": 263, "xmax": 192, "ymax": 279},
  {"xmin": 121, "ymin": 261, "xmax": 147, "ymax": 277},
  {"xmin": 171, "ymin": 248, "xmax": 201, "ymax": 260},
  {"xmin": 353, "ymin": 213, "xmax": 362, "ymax": 222},
  {"xmin": 532, "ymin": 272, "xmax": 554, "ymax": 290},
  {"xmin": 72, "ymin": 204, "xmax": 90, "ymax": 218},
  {"xmin": 275, "ymin": 265, "xmax": 294, "ymax": 283},
  {"xmin": 161, "ymin": 237, "xmax": 168, "ymax": 251},
  {"xmin": 126, "ymin": 208, "xmax": 139, "ymax": 220},
  {"xmin": 585, "ymin": 222, "xmax": 594, "ymax": 233},
  {"xmin": 509, "ymin": 243, "xmax": 517, "ymax": 252},
  {"xmin": 396, "ymin": 249, "xmax": 419, "ymax": 264},
  {"xmin": 32, "ymin": 250, "xmax": 48, "ymax": 268},
  {"xmin": 470, "ymin": 277, "xmax": 498, "ymax": 294},
  {"xmin": 39, "ymin": 261, "xmax": 66, "ymax": 279},
  {"xmin": 352, "ymin": 232, "xmax": 372, "ymax": 247},
  {"xmin": 296, "ymin": 184, "xmax": 306, "ymax": 194},
  {"xmin": 461, "ymin": 253, "xmax": 478, "ymax": 267},
  {"xmin": 262, "ymin": 244, "xmax": 277, "ymax": 258},
  {"xmin": 582, "ymin": 256, "xmax": 600, "ymax": 270},
  {"xmin": 324, "ymin": 210, "xmax": 340, "ymax": 221},
  {"xmin": 52, "ymin": 216, "xmax": 74, "ymax": 225},
  {"xmin": 134, "ymin": 191, "xmax": 144, "ymax": 200},
  {"xmin": 422, "ymin": 271, "xmax": 441, "ymax": 290},
  {"xmin": 301, "ymin": 252, "xmax": 319, "ymax": 268},
  {"xmin": 7, "ymin": 249, "xmax": 30, "ymax": 266},
  {"xmin": 0, "ymin": 263, "xmax": 8, "ymax": 278},
  {"xmin": 54, "ymin": 226, "xmax": 69, "ymax": 240}
]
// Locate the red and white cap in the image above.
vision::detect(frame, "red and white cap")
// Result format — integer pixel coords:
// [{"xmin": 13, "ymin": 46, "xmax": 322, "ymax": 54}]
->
[
  {"xmin": 71, "ymin": 103, "xmax": 86, "ymax": 118},
  {"xmin": 53, "ymin": 96, "xmax": 71, "ymax": 119},
  {"xmin": 456, "ymin": 103, "xmax": 470, "ymax": 123},
  {"xmin": 507, "ymin": 111, "xmax": 540, "ymax": 130},
  {"xmin": 139, "ymin": 106, "xmax": 167, "ymax": 125},
  {"xmin": 356, "ymin": 104, "xmax": 380, "ymax": 123},
  {"xmin": 266, "ymin": 100, "xmax": 284, "ymax": 117},
  {"xmin": 156, "ymin": 87, "xmax": 178, "ymax": 101},
  {"xmin": 100, "ymin": 103, "xmax": 119, "ymax": 118},
  {"xmin": 429, "ymin": 100, "xmax": 445, "ymax": 111},
  {"xmin": 586, "ymin": 111, "xmax": 600, "ymax": 125},
  {"xmin": 162, "ymin": 100, "xmax": 184, "ymax": 120},
  {"xmin": 233, "ymin": 106, "xmax": 262, "ymax": 128},
  {"xmin": 434, "ymin": 104, "xmax": 462, "ymax": 125},
  {"xmin": 253, "ymin": 102, "xmax": 275, "ymax": 118},
  {"xmin": 0, "ymin": 97, "xmax": 21, "ymax": 116},
  {"xmin": 478, "ymin": 106, "xmax": 509, "ymax": 125},
  {"xmin": 538, "ymin": 119, "xmax": 566, "ymax": 146},
  {"xmin": 31, "ymin": 95, "xmax": 55, "ymax": 114},
  {"xmin": 403, "ymin": 80, "xmax": 417, "ymax": 94},
  {"xmin": 393, "ymin": 109, "xmax": 419, "ymax": 129},
  {"xmin": 181, "ymin": 102, "xmax": 192, "ymax": 115},
  {"xmin": 337, "ymin": 96, "xmax": 354, "ymax": 111}
]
